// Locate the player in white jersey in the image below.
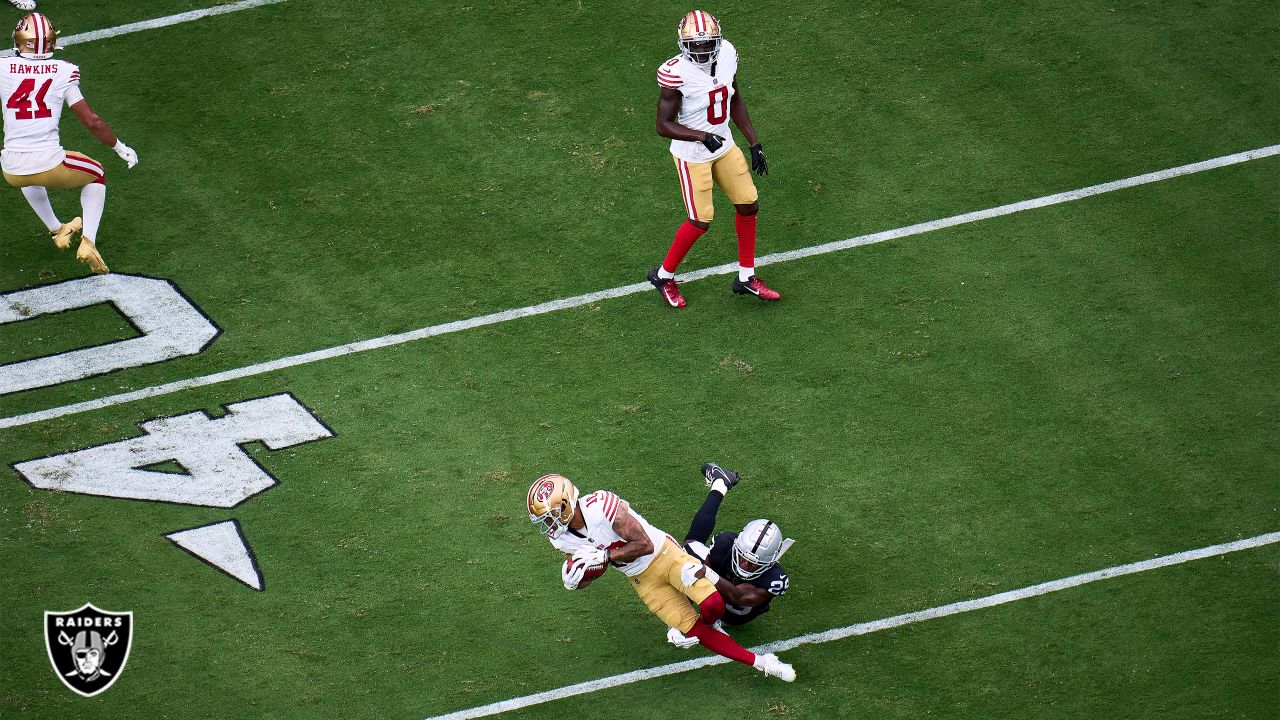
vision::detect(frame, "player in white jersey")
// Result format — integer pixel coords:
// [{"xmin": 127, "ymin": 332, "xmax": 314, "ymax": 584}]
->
[
  {"xmin": 527, "ymin": 473, "xmax": 796, "ymax": 681},
  {"xmin": 3, "ymin": 13, "xmax": 138, "ymax": 274},
  {"xmin": 647, "ymin": 10, "xmax": 778, "ymax": 309}
]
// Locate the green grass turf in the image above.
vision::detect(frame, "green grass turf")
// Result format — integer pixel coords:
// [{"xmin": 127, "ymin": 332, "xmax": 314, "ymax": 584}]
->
[{"xmin": 2, "ymin": 0, "xmax": 1278, "ymax": 718}]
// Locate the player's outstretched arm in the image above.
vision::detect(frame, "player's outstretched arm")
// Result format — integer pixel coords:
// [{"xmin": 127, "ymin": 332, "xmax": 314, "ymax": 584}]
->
[
  {"xmin": 70, "ymin": 100, "xmax": 137, "ymax": 168},
  {"xmin": 607, "ymin": 501, "xmax": 654, "ymax": 564}
]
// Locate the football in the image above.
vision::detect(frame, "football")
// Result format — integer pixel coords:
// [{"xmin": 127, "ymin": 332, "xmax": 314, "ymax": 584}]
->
[{"xmin": 566, "ymin": 557, "xmax": 607, "ymax": 588}]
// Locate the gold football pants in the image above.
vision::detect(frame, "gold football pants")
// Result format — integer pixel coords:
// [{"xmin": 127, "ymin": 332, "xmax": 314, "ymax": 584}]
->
[
  {"xmin": 4, "ymin": 151, "xmax": 104, "ymax": 189},
  {"xmin": 673, "ymin": 146, "xmax": 757, "ymax": 223},
  {"xmin": 628, "ymin": 537, "xmax": 718, "ymax": 633}
]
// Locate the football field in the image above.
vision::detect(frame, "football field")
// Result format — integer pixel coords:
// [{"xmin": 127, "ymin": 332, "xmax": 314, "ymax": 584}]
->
[{"xmin": 2, "ymin": 1, "xmax": 1277, "ymax": 718}]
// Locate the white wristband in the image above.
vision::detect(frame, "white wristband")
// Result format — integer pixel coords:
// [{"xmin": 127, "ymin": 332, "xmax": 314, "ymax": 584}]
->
[
  {"xmin": 703, "ymin": 567, "xmax": 720, "ymax": 586},
  {"xmin": 113, "ymin": 140, "xmax": 128, "ymax": 152}
]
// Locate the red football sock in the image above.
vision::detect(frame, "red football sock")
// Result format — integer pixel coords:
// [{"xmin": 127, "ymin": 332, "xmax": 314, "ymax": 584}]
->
[
  {"xmin": 734, "ymin": 213, "xmax": 758, "ymax": 269},
  {"xmin": 687, "ymin": 620, "xmax": 755, "ymax": 666},
  {"xmin": 699, "ymin": 592, "xmax": 725, "ymax": 624},
  {"xmin": 662, "ymin": 221, "xmax": 707, "ymax": 273}
]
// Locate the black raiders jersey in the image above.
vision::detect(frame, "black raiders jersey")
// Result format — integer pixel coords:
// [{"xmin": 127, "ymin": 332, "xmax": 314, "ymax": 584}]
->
[{"xmin": 705, "ymin": 531, "xmax": 790, "ymax": 626}]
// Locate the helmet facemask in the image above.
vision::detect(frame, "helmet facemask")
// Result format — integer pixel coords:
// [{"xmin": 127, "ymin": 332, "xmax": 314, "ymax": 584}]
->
[{"xmin": 680, "ymin": 37, "xmax": 721, "ymax": 66}]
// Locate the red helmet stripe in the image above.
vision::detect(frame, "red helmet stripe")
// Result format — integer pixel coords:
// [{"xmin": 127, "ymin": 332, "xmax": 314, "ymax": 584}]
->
[
  {"xmin": 30, "ymin": 14, "xmax": 48, "ymax": 53},
  {"xmin": 695, "ymin": 11, "xmax": 705, "ymax": 32}
]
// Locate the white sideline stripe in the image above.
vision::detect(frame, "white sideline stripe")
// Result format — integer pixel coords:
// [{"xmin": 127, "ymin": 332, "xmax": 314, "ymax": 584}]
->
[
  {"xmin": 1, "ymin": 144, "xmax": 1277, "ymax": 429},
  {"xmin": 0, "ymin": 0, "xmax": 286, "ymax": 58},
  {"xmin": 421, "ymin": 531, "xmax": 1280, "ymax": 720}
]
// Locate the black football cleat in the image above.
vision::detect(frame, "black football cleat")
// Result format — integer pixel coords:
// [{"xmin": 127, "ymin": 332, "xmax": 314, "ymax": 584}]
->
[
  {"xmin": 701, "ymin": 462, "xmax": 741, "ymax": 491},
  {"xmin": 732, "ymin": 275, "xmax": 781, "ymax": 301},
  {"xmin": 648, "ymin": 266, "xmax": 687, "ymax": 308}
]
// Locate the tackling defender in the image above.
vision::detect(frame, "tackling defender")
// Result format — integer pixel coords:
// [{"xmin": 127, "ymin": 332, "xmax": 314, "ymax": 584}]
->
[
  {"xmin": 527, "ymin": 473, "xmax": 795, "ymax": 681},
  {"xmin": 667, "ymin": 463, "xmax": 794, "ymax": 648},
  {"xmin": 3, "ymin": 13, "xmax": 138, "ymax": 274},
  {"xmin": 648, "ymin": 9, "xmax": 778, "ymax": 309}
]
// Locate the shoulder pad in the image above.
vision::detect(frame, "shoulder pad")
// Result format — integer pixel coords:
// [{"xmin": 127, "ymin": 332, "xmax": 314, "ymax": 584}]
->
[
  {"xmin": 657, "ymin": 56, "xmax": 683, "ymax": 88},
  {"xmin": 584, "ymin": 490, "xmax": 622, "ymax": 523}
]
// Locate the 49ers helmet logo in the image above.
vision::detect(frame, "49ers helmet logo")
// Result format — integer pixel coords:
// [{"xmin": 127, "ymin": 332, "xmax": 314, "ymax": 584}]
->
[
  {"xmin": 44, "ymin": 603, "xmax": 133, "ymax": 697},
  {"xmin": 532, "ymin": 479, "xmax": 556, "ymax": 503}
]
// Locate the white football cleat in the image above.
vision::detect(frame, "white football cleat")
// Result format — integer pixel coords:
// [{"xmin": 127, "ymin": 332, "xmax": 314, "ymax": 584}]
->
[
  {"xmin": 665, "ymin": 627, "xmax": 700, "ymax": 649},
  {"xmin": 753, "ymin": 653, "xmax": 795, "ymax": 682},
  {"xmin": 10, "ymin": 0, "xmax": 37, "ymax": 11}
]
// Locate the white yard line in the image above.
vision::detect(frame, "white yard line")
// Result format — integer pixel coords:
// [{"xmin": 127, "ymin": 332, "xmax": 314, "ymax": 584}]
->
[
  {"xmin": 421, "ymin": 531, "xmax": 1280, "ymax": 720},
  {"xmin": 0, "ymin": 0, "xmax": 286, "ymax": 58},
  {"xmin": 1, "ymin": 144, "xmax": 1277, "ymax": 430}
]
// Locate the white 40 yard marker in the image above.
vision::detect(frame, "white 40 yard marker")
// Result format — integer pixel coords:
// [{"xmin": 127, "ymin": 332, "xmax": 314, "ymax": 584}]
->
[{"xmin": 3, "ymin": 277, "xmax": 333, "ymax": 590}]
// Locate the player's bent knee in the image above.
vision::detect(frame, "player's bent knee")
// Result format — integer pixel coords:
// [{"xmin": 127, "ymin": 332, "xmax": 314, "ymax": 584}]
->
[
  {"xmin": 699, "ymin": 592, "xmax": 726, "ymax": 623},
  {"xmin": 689, "ymin": 218, "xmax": 711, "ymax": 231},
  {"xmin": 735, "ymin": 202, "xmax": 759, "ymax": 216}
]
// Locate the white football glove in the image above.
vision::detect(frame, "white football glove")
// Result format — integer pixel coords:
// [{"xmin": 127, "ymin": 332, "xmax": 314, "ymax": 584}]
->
[
  {"xmin": 680, "ymin": 561, "xmax": 704, "ymax": 588},
  {"xmin": 562, "ymin": 558, "xmax": 587, "ymax": 590},
  {"xmin": 666, "ymin": 627, "xmax": 700, "ymax": 649},
  {"xmin": 574, "ymin": 547, "xmax": 608, "ymax": 569},
  {"xmin": 113, "ymin": 140, "xmax": 138, "ymax": 169}
]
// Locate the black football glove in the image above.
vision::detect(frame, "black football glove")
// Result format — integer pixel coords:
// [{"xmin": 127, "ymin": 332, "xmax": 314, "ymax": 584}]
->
[
  {"xmin": 701, "ymin": 133, "xmax": 726, "ymax": 153},
  {"xmin": 750, "ymin": 143, "xmax": 768, "ymax": 176}
]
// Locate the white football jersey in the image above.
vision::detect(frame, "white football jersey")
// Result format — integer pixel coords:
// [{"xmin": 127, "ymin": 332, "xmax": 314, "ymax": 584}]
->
[
  {"xmin": 1, "ymin": 57, "xmax": 83, "ymax": 174},
  {"xmin": 548, "ymin": 490, "xmax": 670, "ymax": 577},
  {"xmin": 657, "ymin": 39, "xmax": 739, "ymax": 164}
]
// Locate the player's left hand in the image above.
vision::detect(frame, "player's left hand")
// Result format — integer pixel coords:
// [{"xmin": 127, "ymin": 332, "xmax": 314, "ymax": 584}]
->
[
  {"xmin": 680, "ymin": 561, "xmax": 704, "ymax": 588},
  {"xmin": 113, "ymin": 140, "xmax": 139, "ymax": 169},
  {"xmin": 574, "ymin": 547, "xmax": 607, "ymax": 568},
  {"xmin": 749, "ymin": 143, "xmax": 768, "ymax": 176},
  {"xmin": 562, "ymin": 558, "xmax": 587, "ymax": 590}
]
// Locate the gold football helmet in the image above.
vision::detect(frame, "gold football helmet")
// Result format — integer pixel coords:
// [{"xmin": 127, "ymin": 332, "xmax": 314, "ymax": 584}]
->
[
  {"xmin": 527, "ymin": 473, "xmax": 579, "ymax": 539},
  {"xmin": 13, "ymin": 13, "xmax": 57, "ymax": 60},
  {"xmin": 677, "ymin": 10, "xmax": 722, "ymax": 66}
]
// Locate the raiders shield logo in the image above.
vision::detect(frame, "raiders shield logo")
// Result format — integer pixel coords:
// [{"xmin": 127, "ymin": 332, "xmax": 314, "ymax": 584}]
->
[{"xmin": 44, "ymin": 603, "xmax": 133, "ymax": 697}]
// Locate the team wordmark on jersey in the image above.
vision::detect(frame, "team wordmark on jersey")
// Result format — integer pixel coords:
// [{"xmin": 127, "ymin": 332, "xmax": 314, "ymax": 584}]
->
[{"xmin": 44, "ymin": 603, "xmax": 133, "ymax": 697}]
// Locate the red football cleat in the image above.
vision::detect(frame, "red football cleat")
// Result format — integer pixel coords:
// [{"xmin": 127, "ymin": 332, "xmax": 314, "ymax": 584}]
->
[
  {"xmin": 732, "ymin": 275, "xmax": 781, "ymax": 301},
  {"xmin": 648, "ymin": 266, "xmax": 687, "ymax": 309}
]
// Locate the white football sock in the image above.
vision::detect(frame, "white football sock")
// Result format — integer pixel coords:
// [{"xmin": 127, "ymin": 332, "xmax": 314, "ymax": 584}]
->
[
  {"xmin": 710, "ymin": 478, "xmax": 729, "ymax": 495},
  {"xmin": 737, "ymin": 265, "xmax": 754, "ymax": 282},
  {"xmin": 658, "ymin": 267, "xmax": 676, "ymax": 280},
  {"xmin": 21, "ymin": 186, "xmax": 61, "ymax": 231},
  {"xmin": 80, "ymin": 183, "xmax": 106, "ymax": 241}
]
